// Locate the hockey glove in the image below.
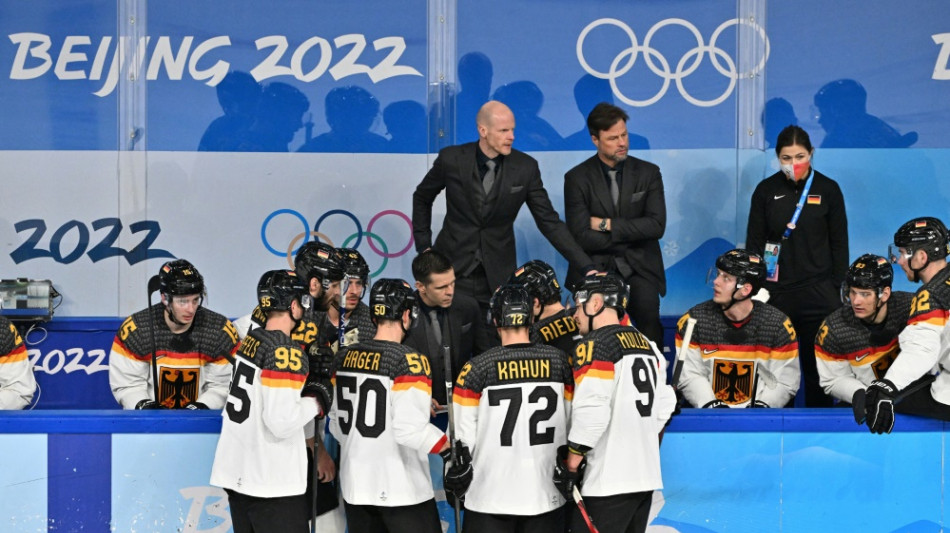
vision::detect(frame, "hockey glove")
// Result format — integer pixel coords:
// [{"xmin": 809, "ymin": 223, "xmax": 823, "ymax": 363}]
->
[
  {"xmin": 702, "ymin": 399, "xmax": 730, "ymax": 408},
  {"xmin": 440, "ymin": 442, "xmax": 473, "ymax": 507},
  {"xmin": 553, "ymin": 445, "xmax": 587, "ymax": 501},
  {"xmin": 851, "ymin": 389, "xmax": 867, "ymax": 424},
  {"xmin": 135, "ymin": 399, "xmax": 165, "ymax": 410},
  {"xmin": 307, "ymin": 345, "xmax": 335, "ymax": 380},
  {"xmin": 184, "ymin": 402, "xmax": 209, "ymax": 410},
  {"xmin": 747, "ymin": 400, "xmax": 769, "ymax": 408},
  {"xmin": 302, "ymin": 374, "xmax": 333, "ymax": 416},
  {"xmin": 864, "ymin": 379, "xmax": 897, "ymax": 434}
]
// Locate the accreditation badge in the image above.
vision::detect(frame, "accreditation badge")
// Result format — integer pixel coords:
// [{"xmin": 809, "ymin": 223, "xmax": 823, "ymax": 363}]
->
[{"xmin": 764, "ymin": 241, "xmax": 781, "ymax": 282}]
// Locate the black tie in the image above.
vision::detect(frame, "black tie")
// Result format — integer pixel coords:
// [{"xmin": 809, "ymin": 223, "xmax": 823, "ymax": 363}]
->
[{"xmin": 608, "ymin": 169, "xmax": 620, "ymax": 210}]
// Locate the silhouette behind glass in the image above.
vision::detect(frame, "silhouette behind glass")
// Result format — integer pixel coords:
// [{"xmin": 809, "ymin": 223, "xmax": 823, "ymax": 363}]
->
[
  {"xmin": 455, "ymin": 52, "xmax": 493, "ymax": 144},
  {"xmin": 198, "ymin": 71, "xmax": 262, "ymax": 152},
  {"xmin": 298, "ymin": 85, "xmax": 389, "ymax": 153},
  {"xmin": 564, "ymin": 75, "xmax": 649, "ymax": 150},
  {"xmin": 235, "ymin": 81, "xmax": 309, "ymax": 152},
  {"xmin": 813, "ymin": 79, "xmax": 918, "ymax": 148},
  {"xmin": 491, "ymin": 81, "xmax": 563, "ymax": 151},
  {"xmin": 384, "ymin": 100, "xmax": 426, "ymax": 152},
  {"xmin": 762, "ymin": 97, "xmax": 798, "ymax": 149}
]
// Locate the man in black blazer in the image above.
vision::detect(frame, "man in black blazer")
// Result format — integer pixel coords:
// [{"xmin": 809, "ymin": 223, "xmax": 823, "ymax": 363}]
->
[
  {"xmin": 564, "ymin": 102, "xmax": 667, "ymax": 349},
  {"xmin": 413, "ymin": 101, "xmax": 593, "ymax": 321},
  {"xmin": 402, "ymin": 250, "xmax": 487, "ymax": 425}
]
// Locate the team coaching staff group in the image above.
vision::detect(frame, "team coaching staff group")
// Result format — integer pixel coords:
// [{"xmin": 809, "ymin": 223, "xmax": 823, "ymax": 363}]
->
[{"xmin": 413, "ymin": 99, "xmax": 667, "ymax": 349}]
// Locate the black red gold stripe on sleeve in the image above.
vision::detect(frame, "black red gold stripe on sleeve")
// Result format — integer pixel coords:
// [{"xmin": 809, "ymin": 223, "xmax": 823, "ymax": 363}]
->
[
  {"xmin": 393, "ymin": 374, "xmax": 432, "ymax": 394},
  {"xmin": 909, "ymin": 308, "xmax": 949, "ymax": 327},
  {"xmin": 564, "ymin": 384, "xmax": 575, "ymax": 401},
  {"xmin": 0, "ymin": 343, "xmax": 28, "ymax": 363},
  {"xmin": 453, "ymin": 387, "xmax": 481, "ymax": 407},
  {"xmin": 574, "ymin": 360, "xmax": 614, "ymax": 385},
  {"xmin": 261, "ymin": 369, "xmax": 306, "ymax": 389}
]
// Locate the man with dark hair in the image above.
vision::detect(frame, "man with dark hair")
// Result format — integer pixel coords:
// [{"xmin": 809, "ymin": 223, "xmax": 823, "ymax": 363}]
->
[
  {"xmin": 413, "ymin": 100, "xmax": 594, "ymax": 327},
  {"xmin": 563, "ymin": 102, "xmax": 667, "ymax": 349},
  {"xmin": 403, "ymin": 249, "xmax": 487, "ymax": 418}
]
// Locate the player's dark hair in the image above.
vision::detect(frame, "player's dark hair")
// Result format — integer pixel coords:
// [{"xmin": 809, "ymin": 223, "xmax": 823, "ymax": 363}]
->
[
  {"xmin": 587, "ymin": 102, "xmax": 629, "ymax": 137},
  {"xmin": 412, "ymin": 249, "xmax": 454, "ymax": 285},
  {"xmin": 774, "ymin": 125, "xmax": 813, "ymax": 156}
]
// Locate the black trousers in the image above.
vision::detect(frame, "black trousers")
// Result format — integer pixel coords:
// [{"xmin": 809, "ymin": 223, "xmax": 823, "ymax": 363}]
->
[
  {"xmin": 623, "ymin": 273, "xmax": 664, "ymax": 352},
  {"xmin": 571, "ymin": 491, "xmax": 652, "ymax": 533},
  {"xmin": 225, "ymin": 488, "xmax": 309, "ymax": 533},
  {"xmin": 897, "ymin": 379, "xmax": 950, "ymax": 421},
  {"xmin": 456, "ymin": 263, "xmax": 500, "ymax": 348},
  {"xmin": 343, "ymin": 498, "xmax": 442, "ymax": 533},
  {"xmin": 769, "ymin": 280, "xmax": 841, "ymax": 407},
  {"xmin": 463, "ymin": 505, "xmax": 566, "ymax": 533}
]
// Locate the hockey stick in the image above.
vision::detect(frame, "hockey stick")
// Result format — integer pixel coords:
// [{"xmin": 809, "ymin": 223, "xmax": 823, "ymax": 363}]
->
[
  {"xmin": 337, "ymin": 277, "xmax": 351, "ymax": 350},
  {"xmin": 852, "ymin": 373, "xmax": 937, "ymax": 425},
  {"xmin": 572, "ymin": 486, "xmax": 600, "ymax": 533},
  {"xmin": 146, "ymin": 275, "xmax": 162, "ymax": 404},
  {"xmin": 670, "ymin": 317, "xmax": 697, "ymax": 389},
  {"xmin": 441, "ymin": 334, "xmax": 463, "ymax": 533}
]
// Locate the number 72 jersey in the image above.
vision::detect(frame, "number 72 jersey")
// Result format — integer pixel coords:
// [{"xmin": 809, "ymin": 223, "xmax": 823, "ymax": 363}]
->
[{"xmin": 452, "ymin": 343, "xmax": 574, "ymax": 516}]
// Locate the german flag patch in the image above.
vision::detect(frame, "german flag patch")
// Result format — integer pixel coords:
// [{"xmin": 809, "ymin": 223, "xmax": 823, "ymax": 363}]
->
[{"xmin": 807, "ymin": 195, "xmax": 821, "ymax": 205}]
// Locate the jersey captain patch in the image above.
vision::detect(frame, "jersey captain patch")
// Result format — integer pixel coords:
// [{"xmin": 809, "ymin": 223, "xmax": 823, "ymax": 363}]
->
[{"xmin": 712, "ymin": 359, "xmax": 754, "ymax": 404}]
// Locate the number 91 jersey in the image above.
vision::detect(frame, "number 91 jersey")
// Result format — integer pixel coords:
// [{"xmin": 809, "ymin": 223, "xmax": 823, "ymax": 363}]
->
[
  {"xmin": 568, "ymin": 325, "xmax": 675, "ymax": 497},
  {"xmin": 452, "ymin": 343, "xmax": 573, "ymax": 515},
  {"xmin": 210, "ymin": 328, "xmax": 319, "ymax": 498},
  {"xmin": 329, "ymin": 339, "xmax": 447, "ymax": 507}
]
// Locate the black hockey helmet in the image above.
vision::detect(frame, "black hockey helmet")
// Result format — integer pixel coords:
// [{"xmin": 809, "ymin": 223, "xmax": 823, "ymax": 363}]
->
[
  {"xmin": 369, "ymin": 278, "xmax": 416, "ymax": 323},
  {"xmin": 294, "ymin": 241, "xmax": 344, "ymax": 289},
  {"xmin": 158, "ymin": 259, "xmax": 205, "ymax": 296},
  {"xmin": 846, "ymin": 254, "xmax": 893, "ymax": 291},
  {"xmin": 490, "ymin": 284, "xmax": 533, "ymax": 328},
  {"xmin": 891, "ymin": 217, "xmax": 950, "ymax": 261},
  {"xmin": 508, "ymin": 260, "xmax": 561, "ymax": 306},
  {"xmin": 572, "ymin": 272, "xmax": 628, "ymax": 318},
  {"xmin": 715, "ymin": 249, "xmax": 766, "ymax": 294},
  {"xmin": 257, "ymin": 269, "xmax": 310, "ymax": 312}
]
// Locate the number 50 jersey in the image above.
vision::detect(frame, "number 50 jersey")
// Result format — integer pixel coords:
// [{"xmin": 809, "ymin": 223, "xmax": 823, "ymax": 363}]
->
[
  {"xmin": 329, "ymin": 339, "xmax": 447, "ymax": 507},
  {"xmin": 453, "ymin": 343, "xmax": 574, "ymax": 515}
]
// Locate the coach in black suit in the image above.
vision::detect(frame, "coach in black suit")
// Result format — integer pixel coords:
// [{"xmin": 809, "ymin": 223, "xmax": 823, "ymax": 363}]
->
[
  {"xmin": 564, "ymin": 103, "xmax": 667, "ymax": 348},
  {"xmin": 402, "ymin": 250, "xmax": 487, "ymax": 425},
  {"xmin": 413, "ymin": 101, "xmax": 593, "ymax": 315}
]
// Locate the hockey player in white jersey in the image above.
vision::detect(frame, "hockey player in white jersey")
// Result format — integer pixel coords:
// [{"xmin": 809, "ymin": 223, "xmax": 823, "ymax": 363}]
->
[
  {"xmin": 0, "ymin": 315, "xmax": 37, "ymax": 409},
  {"xmin": 329, "ymin": 278, "xmax": 449, "ymax": 533},
  {"xmin": 109, "ymin": 259, "xmax": 238, "ymax": 410},
  {"xmin": 556, "ymin": 272, "xmax": 676, "ymax": 533},
  {"xmin": 864, "ymin": 217, "xmax": 950, "ymax": 433},
  {"xmin": 451, "ymin": 284, "xmax": 574, "ymax": 532},
  {"xmin": 676, "ymin": 249, "xmax": 800, "ymax": 408},
  {"xmin": 210, "ymin": 269, "xmax": 332, "ymax": 533},
  {"xmin": 815, "ymin": 254, "xmax": 912, "ymax": 404}
]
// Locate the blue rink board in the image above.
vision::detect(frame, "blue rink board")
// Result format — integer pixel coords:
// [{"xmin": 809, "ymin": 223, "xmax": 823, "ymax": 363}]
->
[{"xmin": 0, "ymin": 410, "xmax": 945, "ymax": 532}]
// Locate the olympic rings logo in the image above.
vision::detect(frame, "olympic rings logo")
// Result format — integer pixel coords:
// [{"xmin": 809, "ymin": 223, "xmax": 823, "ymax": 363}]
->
[
  {"xmin": 260, "ymin": 208, "xmax": 414, "ymax": 277},
  {"xmin": 576, "ymin": 17, "xmax": 770, "ymax": 107}
]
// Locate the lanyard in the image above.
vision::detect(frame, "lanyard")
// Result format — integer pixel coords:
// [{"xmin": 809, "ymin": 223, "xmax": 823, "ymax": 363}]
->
[{"xmin": 782, "ymin": 170, "xmax": 814, "ymax": 240}]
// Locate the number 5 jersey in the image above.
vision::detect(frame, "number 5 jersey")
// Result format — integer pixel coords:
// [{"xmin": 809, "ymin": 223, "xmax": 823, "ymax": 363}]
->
[{"xmin": 329, "ymin": 339, "xmax": 447, "ymax": 507}]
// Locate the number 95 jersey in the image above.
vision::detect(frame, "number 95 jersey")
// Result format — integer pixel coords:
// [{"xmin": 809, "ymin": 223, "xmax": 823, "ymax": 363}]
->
[
  {"xmin": 329, "ymin": 339, "xmax": 447, "ymax": 507},
  {"xmin": 452, "ymin": 343, "xmax": 573, "ymax": 515},
  {"xmin": 210, "ymin": 328, "xmax": 319, "ymax": 498}
]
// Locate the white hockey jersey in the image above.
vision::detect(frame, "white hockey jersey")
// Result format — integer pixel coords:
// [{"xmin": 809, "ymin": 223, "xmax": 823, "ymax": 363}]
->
[
  {"xmin": 210, "ymin": 327, "xmax": 319, "ymax": 497},
  {"xmin": 569, "ymin": 324, "xmax": 675, "ymax": 497},
  {"xmin": 453, "ymin": 342, "xmax": 573, "ymax": 515},
  {"xmin": 329, "ymin": 339, "xmax": 446, "ymax": 507}
]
